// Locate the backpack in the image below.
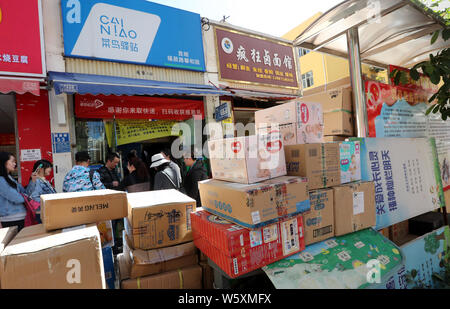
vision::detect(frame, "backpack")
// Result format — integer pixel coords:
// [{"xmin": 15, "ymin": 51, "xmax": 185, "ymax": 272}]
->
[
  {"xmin": 21, "ymin": 193, "xmax": 40, "ymax": 227},
  {"xmin": 88, "ymin": 169, "xmax": 97, "ymax": 190},
  {"xmin": 161, "ymin": 169, "xmax": 186, "ymax": 194}
]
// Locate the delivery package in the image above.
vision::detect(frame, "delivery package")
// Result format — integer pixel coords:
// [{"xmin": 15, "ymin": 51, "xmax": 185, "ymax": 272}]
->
[
  {"xmin": 122, "ymin": 231, "xmax": 198, "ymax": 278},
  {"xmin": 208, "ymin": 132, "xmax": 286, "ymax": 184},
  {"xmin": 324, "ymin": 136, "xmax": 347, "ymax": 142},
  {"xmin": 257, "ymin": 123, "xmax": 298, "ymax": 146},
  {"xmin": 41, "ymin": 189, "xmax": 128, "ymax": 231},
  {"xmin": 303, "ymin": 189, "xmax": 334, "ymax": 246},
  {"xmin": 254, "ymin": 100, "xmax": 298, "ymax": 127},
  {"xmin": 0, "ymin": 226, "xmax": 18, "ymax": 289},
  {"xmin": 102, "ymin": 245, "xmax": 115, "ymax": 289},
  {"xmin": 302, "ymin": 87, "xmax": 353, "ymax": 113},
  {"xmin": 198, "ymin": 176, "xmax": 310, "ymax": 229},
  {"xmin": 0, "ymin": 224, "xmax": 105, "ymax": 289},
  {"xmin": 323, "ymin": 110, "xmax": 354, "ymax": 136},
  {"xmin": 125, "ymin": 189, "xmax": 196, "ymax": 250},
  {"xmin": 333, "ymin": 181, "xmax": 376, "ymax": 236},
  {"xmin": 285, "ymin": 143, "xmax": 341, "ymax": 190},
  {"xmin": 191, "ymin": 210, "xmax": 305, "ymax": 278},
  {"xmin": 339, "ymin": 141, "xmax": 361, "ymax": 184},
  {"xmin": 296, "ymin": 101, "xmax": 324, "ymax": 143},
  {"xmin": 119, "ymin": 253, "xmax": 202, "ymax": 289}
]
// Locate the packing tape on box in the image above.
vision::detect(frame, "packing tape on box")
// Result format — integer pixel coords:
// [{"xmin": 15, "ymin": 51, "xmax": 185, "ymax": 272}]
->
[
  {"xmin": 323, "ymin": 109, "xmax": 352, "ymax": 114},
  {"xmin": 178, "ymin": 268, "xmax": 184, "ymax": 289},
  {"xmin": 137, "ymin": 277, "xmax": 141, "ymax": 289}
]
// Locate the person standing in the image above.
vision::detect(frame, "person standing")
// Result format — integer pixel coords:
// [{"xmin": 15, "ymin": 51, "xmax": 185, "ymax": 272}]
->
[
  {"xmin": 151, "ymin": 153, "xmax": 180, "ymax": 191},
  {"xmin": 183, "ymin": 149, "xmax": 208, "ymax": 207},
  {"xmin": 62, "ymin": 151, "xmax": 105, "ymax": 192},
  {"xmin": 26, "ymin": 159, "xmax": 57, "ymax": 224},
  {"xmin": 98, "ymin": 152, "xmax": 122, "ymax": 191},
  {"xmin": 120, "ymin": 157, "xmax": 151, "ymax": 192},
  {"xmin": 0, "ymin": 152, "xmax": 33, "ymax": 231},
  {"xmin": 161, "ymin": 148, "xmax": 182, "ymax": 189}
]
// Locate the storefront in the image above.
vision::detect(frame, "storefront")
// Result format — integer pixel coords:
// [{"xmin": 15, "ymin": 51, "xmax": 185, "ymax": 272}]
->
[
  {"xmin": 0, "ymin": 0, "xmax": 52, "ymax": 187},
  {"xmin": 202, "ymin": 21, "xmax": 301, "ymax": 138},
  {"xmin": 48, "ymin": 0, "xmax": 227, "ymax": 188}
]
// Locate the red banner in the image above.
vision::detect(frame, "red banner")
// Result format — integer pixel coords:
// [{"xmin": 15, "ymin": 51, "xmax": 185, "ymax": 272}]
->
[
  {"xmin": 75, "ymin": 94, "xmax": 204, "ymax": 120},
  {"xmin": 0, "ymin": 0, "xmax": 45, "ymax": 76}
]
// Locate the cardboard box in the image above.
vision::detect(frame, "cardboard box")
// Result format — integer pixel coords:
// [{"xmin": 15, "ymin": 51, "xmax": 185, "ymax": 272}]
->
[
  {"xmin": 303, "ymin": 189, "xmax": 334, "ymax": 246},
  {"xmin": 198, "ymin": 176, "xmax": 310, "ymax": 229},
  {"xmin": 199, "ymin": 261, "xmax": 214, "ymax": 289},
  {"xmin": 391, "ymin": 220, "xmax": 410, "ymax": 243},
  {"xmin": 333, "ymin": 181, "xmax": 376, "ymax": 236},
  {"xmin": 208, "ymin": 133, "xmax": 286, "ymax": 184},
  {"xmin": 102, "ymin": 246, "xmax": 115, "ymax": 289},
  {"xmin": 120, "ymin": 263, "xmax": 202, "ymax": 289},
  {"xmin": 97, "ymin": 220, "xmax": 114, "ymax": 248},
  {"xmin": 302, "ymin": 87, "xmax": 353, "ymax": 113},
  {"xmin": 323, "ymin": 111, "xmax": 354, "ymax": 136},
  {"xmin": 0, "ymin": 224, "xmax": 105, "ymax": 289},
  {"xmin": 192, "ymin": 210, "xmax": 305, "ymax": 278},
  {"xmin": 258, "ymin": 123, "xmax": 298, "ymax": 146},
  {"xmin": 285, "ymin": 143, "xmax": 341, "ymax": 190},
  {"xmin": 122, "ymin": 231, "xmax": 198, "ymax": 279},
  {"xmin": 296, "ymin": 101, "xmax": 324, "ymax": 144},
  {"xmin": 339, "ymin": 141, "xmax": 361, "ymax": 184},
  {"xmin": 378, "ymin": 227, "xmax": 390, "ymax": 238},
  {"xmin": 255, "ymin": 100, "xmax": 297, "ymax": 127},
  {"xmin": 41, "ymin": 189, "xmax": 128, "ymax": 231},
  {"xmin": 0, "ymin": 227, "xmax": 18, "ymax": 254},
  {"xmin": 125, "ymin": 189, "xmax": 196, "ymax": 250},
  {"xmin": 324, "ymin": 136, "xmax": 348, "ymax": 142}
]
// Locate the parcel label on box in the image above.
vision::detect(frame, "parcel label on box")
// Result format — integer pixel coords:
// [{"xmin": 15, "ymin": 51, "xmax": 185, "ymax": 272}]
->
[
  {"xmin": 198, "ymin": 176, "xmax": 309, "ymax": 229},
  {"xmin": 127, "ymin": 190, "xmax": 196, "ymax": 250},
  {"xmin": 41, "ymin": 189, "xmax": 128, "ymax": 231},
  {"xmin": 358, "ymin": 137, "xmax": 443, "ymax": 229},
  {"xmin": 0, "ymin": 224, "xmax": 105, "ymax": 289}
]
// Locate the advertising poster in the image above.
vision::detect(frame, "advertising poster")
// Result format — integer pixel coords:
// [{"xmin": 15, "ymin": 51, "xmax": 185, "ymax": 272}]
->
[
  {"xmin": 61, "ymin": 0, "xmax": 205, "ymax": 71},
  {"xmin": 263, "ymin": 228, "xmax": 403, "ymax": 289},
  {"xmin": 365, "ymin": 69, "xmax": 450, "ymax": 193},
  {"xmin": 358, "ymin": 137, "xmax": 443, "ymax": 230}
]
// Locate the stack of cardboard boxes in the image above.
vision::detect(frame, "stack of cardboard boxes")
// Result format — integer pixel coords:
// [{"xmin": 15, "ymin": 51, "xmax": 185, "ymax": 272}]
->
[
  {"xmin": 193, "ymin": 131, "xmax": 310, "ymax": 279},
  {"xmin": 117, "ymin": 189, "xmax": 203, "ymax": 289},
  {"xmin": 0, "ymin": 189, "xmax": 128, "ymax": 289}
]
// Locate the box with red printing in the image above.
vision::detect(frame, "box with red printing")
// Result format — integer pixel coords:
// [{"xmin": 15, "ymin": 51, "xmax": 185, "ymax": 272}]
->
[{"xmin": 191, "ymin": 210, "xmax": 305, "ymax": 278}]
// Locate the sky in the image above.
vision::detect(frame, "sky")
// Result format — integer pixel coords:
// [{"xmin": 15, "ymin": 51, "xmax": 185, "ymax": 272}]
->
[{"xmin": 146, "ymin": 0, "xmax": 342, "ymax": 37}]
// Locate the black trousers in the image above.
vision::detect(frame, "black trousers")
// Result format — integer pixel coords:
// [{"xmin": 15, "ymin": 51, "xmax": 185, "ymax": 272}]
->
[{"xmin": 1, "ymin": 219, "xmax": 25, "ymax": 232}]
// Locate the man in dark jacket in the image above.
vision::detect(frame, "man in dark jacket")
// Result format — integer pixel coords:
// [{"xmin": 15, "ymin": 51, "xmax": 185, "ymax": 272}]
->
[
  {"xmin": 183, "ymin": 149, "xmax": 208, "ymax": 207},
  {"xmin": 98, "ymin": 152, "xmax": 122, "ymax": 190}
]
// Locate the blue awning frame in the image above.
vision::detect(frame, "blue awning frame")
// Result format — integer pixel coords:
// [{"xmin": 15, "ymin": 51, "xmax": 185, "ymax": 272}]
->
[{"xmin": 48, "ymin": 71, "xmax": 229, "ymax": 96}]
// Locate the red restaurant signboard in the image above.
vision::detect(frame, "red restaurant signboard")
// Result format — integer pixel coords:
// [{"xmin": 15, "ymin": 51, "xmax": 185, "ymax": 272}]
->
[
  {"xmin": 75, "ymin": 94, "xmax": 204, "ymax": 120},
  {"xmin": 215, "ymin": 27, "xmax": 298, "ymax": 89},
  {"xmin": 0, "ymin": 0, "xmax": 46, "ymax": 77}
]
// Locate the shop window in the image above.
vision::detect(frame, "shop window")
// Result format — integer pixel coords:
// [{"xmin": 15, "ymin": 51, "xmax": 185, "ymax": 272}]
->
[
  {"xmin": 299, "ymin": 48, "xmax": 310, "ymax": 57},
  {"xmin": 301, "ymin": 71, "xmax": 314, "ymax": 89},
  {"xmin": 75, "ymin": 119, "xmax": 108, "ymax": 166}
]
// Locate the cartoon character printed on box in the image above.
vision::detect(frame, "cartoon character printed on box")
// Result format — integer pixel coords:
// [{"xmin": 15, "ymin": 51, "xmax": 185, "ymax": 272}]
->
[{"xmin": 299, "ymin": 102, "xmax": 323, "ymax": 143}]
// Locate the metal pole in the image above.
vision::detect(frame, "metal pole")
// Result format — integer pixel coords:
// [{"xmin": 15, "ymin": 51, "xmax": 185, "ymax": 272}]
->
[{"xmin": 346, "ymin": 27, "xmax": 368, "ymax": 137}]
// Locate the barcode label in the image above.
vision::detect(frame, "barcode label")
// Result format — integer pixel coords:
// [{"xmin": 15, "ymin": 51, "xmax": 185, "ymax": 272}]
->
[
  {"xmin": 313, "ymin": 225, "xmax": 333, "ymax": 238},
  {"xmin": 309, "ymin": 148, "xmax": 318, "ymax": 157},
  {"xmin": 186, "ymin": 205, "xmax": 193, "ymax": 230},
  {"xmin": 281, "ymin": 219, "xmax": 299, "ymax": 256},
  {"xmin": 291, "ymin": 149, "xmax": 300, "ymax": 158},
  {"xmin": 233, "ymin": 258, "xmax": 239, "ymax": 275}
]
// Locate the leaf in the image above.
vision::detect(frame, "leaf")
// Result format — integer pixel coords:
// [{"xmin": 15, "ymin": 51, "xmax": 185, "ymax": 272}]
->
[
  {"xmin": 443, "ymin": 28, "xmax": 450, "ymax": 41},
  {"xmin": 433, "ymin": 104, "xmax": 440, "ymax": 114},
  {"xmin": 410, "ymin": 68, "xmax": 420, "ymax": 80},
  {"xmin": 394, "ymin": 71, "xmax": 401, "ymax": 85},
  {"xmin": 399, "ymin": 71, "xmax": 409, "ymax": 84},
  {"xmin": 431, "ymin": 30, "xmax": 440, "ymax": 45},
  {"xmin": 442, "ymin": 113, "xmax": 448, "ymax": 121},
  {"xmin": 426, "ymin": 104, "xmax": 436, "ymax": 115},
  {"xmin": 430, "ymin": 70, "xmax": 441, "ymax": 84}
]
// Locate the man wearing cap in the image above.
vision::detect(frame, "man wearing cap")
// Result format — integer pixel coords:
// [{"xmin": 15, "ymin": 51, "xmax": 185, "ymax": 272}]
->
[{"xmin": 150, "ymin": 153, "xmax": 180, "ymax": 191}]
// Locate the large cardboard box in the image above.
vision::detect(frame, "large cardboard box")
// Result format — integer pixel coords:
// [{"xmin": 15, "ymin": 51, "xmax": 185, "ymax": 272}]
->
[
  {"xmin": 333, "ymin": 181, "xmax": 376, "ymax": 236},
  {"xmin": 41, "ymin": 189, "xmax": 128, "ymax": 231},
  {"xmin": 0, "ymin": 226, "xmax": 18, "ymax": 289},
  {"xmin": 120, "ymin": 262, "xmax": 202, "ymax": 289},
  {"xmin": 192, "ymin": 210, "xmax": 305, "ymax": 278},
  {"xmin": 258, "ymin": 123, "xmax": 298, "ymax": 146},
  {"xmin": 391, "ymin": 220, "xmax": 410, "ymax": 243},
  {"xmin": 198, "ymin": 176, "xmax": 310, "ymax": 229},
  {"xmin": 324, "ymin": 135, "xmax": 347, "ymax": 142},
  {"xmin": 323, "ymin": 111, "xmax": 354, "ymax": 136},
  {"xmin": 0, "ymin": 224, "xmax": 105, "ymax": 289},
  {"xmin": 285, "ymin": 143, "xmax": 341, "ymax": 190},
  {"xmin": 122, "ymin": 231, "xmax": 198, "ymax": 279},
  {"xmin": 125, "ymin": 189, "xmax": 196, "ymax": 250},
  {"xmin": 303, "ymin": 189, "xmax": 334, "ymax": 246},
  {"xmin": 339, "ymin": 141, "xmax": 361, "ymax": 184},
  {"xmin": 254, "ymin": 100, "xmax": 297, "ymax": 127},
  {"xmin": 302, "ymin": 87, "xmax": 353, "ymax": 113},
  {"xmin": 208, "ymin": 133, "xmax": 286, "ymax": 184}
]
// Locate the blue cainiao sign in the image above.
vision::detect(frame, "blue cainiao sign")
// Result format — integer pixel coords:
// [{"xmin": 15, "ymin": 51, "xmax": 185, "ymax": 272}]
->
[{"xmin": 61, "ymin": 0, "xmax": 206, "ymax": 71}]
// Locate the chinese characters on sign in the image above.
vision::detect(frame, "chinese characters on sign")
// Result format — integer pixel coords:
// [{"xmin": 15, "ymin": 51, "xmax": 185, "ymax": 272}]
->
[{"xmin": 215, "ymin": 27, "xmax": 298, "ymax": 88}]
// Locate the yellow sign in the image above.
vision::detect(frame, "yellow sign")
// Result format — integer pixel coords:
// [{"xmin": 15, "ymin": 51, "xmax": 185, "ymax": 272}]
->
[{"xmin": 104, "ymin": 119, "xmax": 180, "ymax": 147}]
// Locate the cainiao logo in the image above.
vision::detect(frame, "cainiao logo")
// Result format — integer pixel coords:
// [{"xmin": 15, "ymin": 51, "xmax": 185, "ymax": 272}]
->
[
  {"xmin": 94, "ymin": 99, "xmax": 104, "ymax": 109},
  {"xmin": 70, "ymin": 3, "xmax": 161, "ymax": 63},
  {"xmin": 221, "ymin": 37, "xmax": 233, "ymax": 54}
]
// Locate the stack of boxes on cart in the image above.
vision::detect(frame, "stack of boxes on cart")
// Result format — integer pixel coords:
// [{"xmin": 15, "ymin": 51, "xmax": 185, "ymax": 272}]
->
[
  {"xmin": 116, "ymin": 189, "xmax": 205, "ymax": 289},
  {"xmin": 0, "ymin": 189, "xmax": 128, "ymax": 289},
  {"xmin": 192, "ymin": 85, "xmax": 376, "ymax": 280}
]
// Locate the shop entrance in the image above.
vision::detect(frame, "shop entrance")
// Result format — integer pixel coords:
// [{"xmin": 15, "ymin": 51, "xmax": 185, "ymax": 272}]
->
[{"xmin": 0, "ymin": 95, "xmax": 18, "ymax": 180}]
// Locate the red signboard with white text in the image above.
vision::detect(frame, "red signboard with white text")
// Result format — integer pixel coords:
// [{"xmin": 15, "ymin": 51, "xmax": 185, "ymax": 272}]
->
[
  {"xmin": 0, "ymin": 0, "xmax": 46, "ymax": 77},
  {"xmin": 75, "ymin": 94, "xmax": 204, "ymax": 120}
]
